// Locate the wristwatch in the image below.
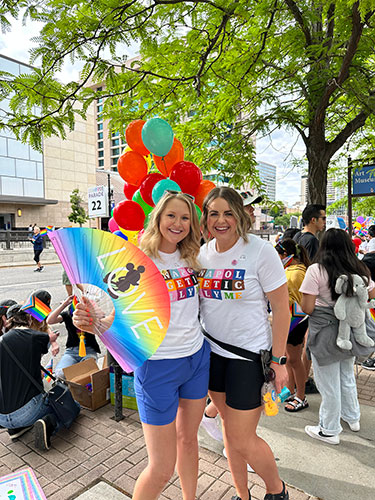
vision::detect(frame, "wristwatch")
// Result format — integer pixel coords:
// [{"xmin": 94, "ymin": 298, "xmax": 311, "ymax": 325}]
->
[{"xmin": 271, "ymin": 355, "xmax": 287, "ymax": 365}]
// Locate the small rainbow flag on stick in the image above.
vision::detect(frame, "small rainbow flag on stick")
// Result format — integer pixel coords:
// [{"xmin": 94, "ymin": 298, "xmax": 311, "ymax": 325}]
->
[
  {"xmin": 46, "ymin": 225, "xmax": 55, "ymax": 232},
  {"xmin": 21, "ymin": 295, "xmax": 51, "ymax": 321},
  {"xmin": 43, "ymin": 358, "xmax": 53, "ymax": 382},
  {"xmin": 39, "ymin": 228, "xmax": 48, "ymax": 236},
  {"xmin": 69, "ymin": 295, "xmax": 79, "ymax": 315}
]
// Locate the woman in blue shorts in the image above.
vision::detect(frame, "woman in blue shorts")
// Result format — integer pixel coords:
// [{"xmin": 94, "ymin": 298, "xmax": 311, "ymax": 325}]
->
[
  {"xmin": 74, "ymin": 192, "xmax": 210, "ymax": 500},
  {"xmin": 199, "ymin": 187, "xmax": 290, "ymax": 500}
]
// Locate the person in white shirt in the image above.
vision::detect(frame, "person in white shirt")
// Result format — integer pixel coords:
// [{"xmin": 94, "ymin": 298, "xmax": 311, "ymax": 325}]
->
[
  {"xmin": 73, "ymin": 192, "xmax": 209, "ymax": 500},
  {"xmin": 199, "ymin": 187, "xmax": 290, "ymax": 500}
]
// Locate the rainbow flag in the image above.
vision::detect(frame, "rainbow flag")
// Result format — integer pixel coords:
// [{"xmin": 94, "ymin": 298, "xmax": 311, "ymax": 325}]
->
[
  {"xmin": 69, "ymin": 295, "xmax": 79, "ymax": 315},
  {"xmin": 39, "ymin": 228, "xmax": 47, "ymax": 236},
  {"xmin": 289, "ymin": 302, "xmax": 307, "ymax": 332},
  {"xmin": 46, "ymin": 225, "xmax": 55, "ymax": 232},
  {"xmin": 43, "ymin": 358, "xmax": 53, "ymax": 383},
  {"xmin": 21, "ymin": 295, "xmax": 51, "ymax": 321},
  {"xmin": 370, "ymin": 308, "xmax": 375, "ymax": 322}
]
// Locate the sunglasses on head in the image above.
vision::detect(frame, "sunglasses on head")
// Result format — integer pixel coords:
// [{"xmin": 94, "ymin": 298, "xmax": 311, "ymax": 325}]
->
[{"xmin": 165, "ymin": 190, "xmax": 195, "ymax": 201}]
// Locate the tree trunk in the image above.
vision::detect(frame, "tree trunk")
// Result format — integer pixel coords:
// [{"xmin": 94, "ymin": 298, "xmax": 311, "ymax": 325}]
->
[{"xmin": 306, "ymin": 128, "xmax": 330, "ymax": 205}]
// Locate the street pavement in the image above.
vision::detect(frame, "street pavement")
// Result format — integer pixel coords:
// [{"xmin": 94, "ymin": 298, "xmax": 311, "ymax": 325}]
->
[{"xmin": 0, "ymin": 263, "xmax": 374, "ymax": 499}]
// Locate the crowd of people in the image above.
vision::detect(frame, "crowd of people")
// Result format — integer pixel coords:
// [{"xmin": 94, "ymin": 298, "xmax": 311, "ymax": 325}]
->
[{"xmin": 1, "ymin": 192, "xmax": 374, "ymax": 500}]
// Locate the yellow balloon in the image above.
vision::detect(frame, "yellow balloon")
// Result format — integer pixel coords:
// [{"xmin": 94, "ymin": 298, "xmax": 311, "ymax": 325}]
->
[{"xmin": 120, "ymin": 228, "xmax": 139, "ymax": 246}]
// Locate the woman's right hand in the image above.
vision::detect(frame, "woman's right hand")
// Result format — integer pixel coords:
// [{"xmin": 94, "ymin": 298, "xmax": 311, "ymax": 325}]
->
[{"xmin": 73, "ymin": 296, "xmax": 112, "ymax": 335}]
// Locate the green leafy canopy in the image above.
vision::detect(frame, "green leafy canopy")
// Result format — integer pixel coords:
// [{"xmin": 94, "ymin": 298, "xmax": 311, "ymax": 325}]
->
[{"xmin": 1, "ymin": 1, "xmax": 375, "ymax": 200}]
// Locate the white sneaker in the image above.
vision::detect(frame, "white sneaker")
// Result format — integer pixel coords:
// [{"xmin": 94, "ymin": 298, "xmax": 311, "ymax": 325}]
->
[
  {"xmin": 223, "ymin": 447, "xmax": 254, "ymax": 472},
  {"xmin": 345, "ymin": 420, "xmax": 360, "ymax": 432},
  {"xmin": 200, "ymin": 414, "xmax": 223, "ymax": 441},
  {"xmin": 305, "ymin": 425, "xmax": 340, "ymax": 445}
]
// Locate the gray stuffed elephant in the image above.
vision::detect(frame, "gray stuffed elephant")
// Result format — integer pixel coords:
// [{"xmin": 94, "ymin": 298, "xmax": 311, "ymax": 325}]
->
[{"xmin": 333, "ymin": 274, "xmax": 375, "ymax": 350}]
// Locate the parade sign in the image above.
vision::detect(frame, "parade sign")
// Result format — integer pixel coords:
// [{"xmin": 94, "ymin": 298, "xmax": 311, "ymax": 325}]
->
[
  {"xmin": 88, "ymin": 185, "xmax": 108, "ymax": 218},
  {"xmin": 353, "ymin": 165, "xmax": 375, "ymax": 195}
]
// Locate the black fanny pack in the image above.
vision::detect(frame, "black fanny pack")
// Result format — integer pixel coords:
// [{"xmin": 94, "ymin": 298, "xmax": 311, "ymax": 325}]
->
[{"xmin": 201, "ymin": 327, "xmax": 273, "ymax": 381}]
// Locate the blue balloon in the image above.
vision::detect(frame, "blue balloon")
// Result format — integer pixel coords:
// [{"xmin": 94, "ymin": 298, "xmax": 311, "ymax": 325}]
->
[
  {"xmin": 114, "ymin": 230, "xmax": 128, "ymax": 241},
  {"xmin": 152, "ymin": 179, "xmax": 181, "ymax": 205},
  {"xmin": 141, "ymin": 118, "xmax": 174, "ymax": 157}
]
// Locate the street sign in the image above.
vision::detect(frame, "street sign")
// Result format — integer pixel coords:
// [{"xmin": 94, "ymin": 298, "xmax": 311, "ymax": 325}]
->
[
  {"xmin": 353, "ymin": 165, "xmax": 375, "ymax": 195},
  {"xmin": 88, "ymin": 185, "xmax": 108, "ymax": 218}
]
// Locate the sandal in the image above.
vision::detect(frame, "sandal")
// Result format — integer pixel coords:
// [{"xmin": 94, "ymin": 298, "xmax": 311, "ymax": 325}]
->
[
  {"xmin": 284, "ymin": 392, "xmax": 296, "ymax": 403},
  {"xmin": 284, "ymin": 397, "xmax": 308, "ymax": 412}
]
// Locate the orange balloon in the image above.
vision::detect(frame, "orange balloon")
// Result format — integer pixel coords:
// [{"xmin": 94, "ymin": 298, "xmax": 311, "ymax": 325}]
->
[
  {"xmin": 194, "ymin": 180, "xmax": 216, "ymax": 209},
  {"xmin": 117, "ymin": 151, "xmax": 148, "ymax": 186},
  {"xmin": 153, "ymin": 137, "xmax": 184, "ymax": 176},
  {"xmin": 125, "ymin": 120, "xmax": 150, "ymax": 156}
]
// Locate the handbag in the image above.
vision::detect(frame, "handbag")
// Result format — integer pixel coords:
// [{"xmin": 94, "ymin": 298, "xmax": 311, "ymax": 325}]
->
[
  {"xmin": 201, "ymin": 327, "xmax": 274, "ymax": 381},
  {"xmin": 0, "ymin": 338, "xmax": 80, "ymax": 428}
]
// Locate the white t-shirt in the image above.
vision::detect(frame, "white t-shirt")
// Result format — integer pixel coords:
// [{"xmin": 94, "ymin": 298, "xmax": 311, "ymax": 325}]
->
[
  {"xmin": 150, "ymin": 249, "xmax": 203, "ymax": 359},
  {"xmin": 199, "ymin": 235, "xmax": 287, "ymax": 358}
]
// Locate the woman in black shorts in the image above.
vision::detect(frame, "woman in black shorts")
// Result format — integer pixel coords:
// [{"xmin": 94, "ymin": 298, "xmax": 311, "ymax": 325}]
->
[
  {"xmin": 275, "ymin": 238, "xmax": 310, "ymax": 412},
  {"xmin": 199, "ymin": 187, "xmax": 290, "ymax": 500}
]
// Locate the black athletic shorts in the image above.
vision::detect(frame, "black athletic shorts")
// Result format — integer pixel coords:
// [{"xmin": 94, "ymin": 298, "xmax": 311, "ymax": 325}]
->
[
  {"xmin": 209, "ymin": 351, "xmax": 265, "ymax": 410},
  {"xmin": 287, "ymin": 318, "xmax": 308, "ymax": 346},
  {"xmin": 34, "ymin": 250, "xmax": 42, "ymax": 263}
]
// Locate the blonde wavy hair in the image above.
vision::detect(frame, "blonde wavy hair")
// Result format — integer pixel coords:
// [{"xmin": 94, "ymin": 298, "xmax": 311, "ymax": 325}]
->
[
  {"xmin": 200, "ymin": 186, "xmax": 251, "ymax": 242},
  {"xmin": 140, "ymin": 192, "xmax": 201, "ymax": 269}
]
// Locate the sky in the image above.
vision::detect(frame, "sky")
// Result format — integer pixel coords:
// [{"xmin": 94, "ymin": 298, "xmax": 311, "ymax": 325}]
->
[{"xmin": 0, "ymin": 17, "xmax": 303, "ymax": 206}]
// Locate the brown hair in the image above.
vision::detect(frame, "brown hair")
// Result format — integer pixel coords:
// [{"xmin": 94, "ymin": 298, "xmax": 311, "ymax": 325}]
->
[{"xmin": 200, "ymin": 187, "xmax": 251, "ymax": 241}]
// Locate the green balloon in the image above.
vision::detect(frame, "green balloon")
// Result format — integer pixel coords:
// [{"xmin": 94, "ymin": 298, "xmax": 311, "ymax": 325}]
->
[
  {"xmin": 195, "ymin": 204, "xmax": 202, "ymax": 221},
  {"xmin": 132, "ymin": 190, "xmax": 153, "ymax": 218}
]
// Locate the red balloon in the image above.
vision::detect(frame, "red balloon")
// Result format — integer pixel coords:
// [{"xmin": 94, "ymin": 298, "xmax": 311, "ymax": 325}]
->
[
  {"xmin": 170, "ymin": 161, "xmax": 202, "ymax": 195},
  {"xmin": 117, "ymin": 151, "xmax": 148, "ymax": 186},
  {"xmin": 125, "ymin": 120, "xmax": 150, "ymax": 156},
  {"xmin": 123, "ymin": 181, "xmax": 138, "ymax": 200},
  {"xmin": 153, "ymin": 137, "xmax": 184, "ymax": 176},
  {"xmin": 113, "ymin": 200, "xmax": 145, "ymax": 231},
  {"xmin": 139, "ymin": 173, "xmax": 166, "ymax": 206},
  {"xmin": 194, "ymin": 180, "xmax": 216, "ymax": 209}
]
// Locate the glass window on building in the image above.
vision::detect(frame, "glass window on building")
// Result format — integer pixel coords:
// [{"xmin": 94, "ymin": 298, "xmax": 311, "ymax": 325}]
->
[
  {"xmin": 111, "ymin": 131, "xmax": 119, "ymax": 137},
  {"xmin": 36, "ymin": 162, "xmax": 43, "ymax": 179},
  {"xmin": 7, "ymin": 138, "xmax": 29, "ymax": 159},
  {"xmin": 0, "ymin": 156, "xmax": 15, "ymax": 176},
  {"xmin": 0, "ymin": 58, "xmax": 20, "ymax": 76},
  {"xmin": 30, "ymin": 147, "xmax": 43, "ymax": 162},
  {"xmin": 16, "ymin": 159, "xmax": 36, "ymax": 179},
  {"xmin": 98, "ymin": 132, "xmax": 103, "ymax": 140},
  {"xmin": 97, "ymin": 123, "xmax": 103, "ymax": 131},
  {"xmin": 98, "ymin": 141, "xmax": 104, "ymax": 149},
  {"xmin": 111, "ymin": 166, "xmax": 118, "ymax": 172},
  {"xmin": 112, "ymin": 139, "xmax": 120, "ymax": 147},
  {"xmin": 24, "ymin": 179, "xmax": 44, "ymax": 197},
  {"xmin": 98, "ymin": 150, "xmax": 104, "ymax": 158},
  {"xmin": 111, "ymin": 148, "xmax": 120, "ymax": 157},
  {"xmin": 0, "ymin": 136, "xmax": 7, "ymax": 156},
  {"xmin": 98, "ymin": 159, "xmax": 104, "ymax": 168},
  {"xmin": 111, "ymin": 157, "xmax": 118, "ymax": 166},
  {"xmin": 97, "ymin": 104, "xmax": 103, "ymax": 113},
  {"xmin": 1, "ymin": 176, "xmax": 23, "ymax": 196}
]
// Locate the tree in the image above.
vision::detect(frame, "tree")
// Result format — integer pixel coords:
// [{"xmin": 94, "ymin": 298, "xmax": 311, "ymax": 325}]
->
[
  {"xmin": 68, "ymin": 189, "xmax": 88, "ymax": 227},
  {"xmin": 1, "ymin": 1, "xmax": 375, "ymax": 200}
]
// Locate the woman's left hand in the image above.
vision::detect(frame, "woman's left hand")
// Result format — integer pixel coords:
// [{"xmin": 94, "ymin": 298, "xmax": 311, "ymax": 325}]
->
[{"xmin": 272, "ymin": 363, "xmax": 288, "ymax": 394}]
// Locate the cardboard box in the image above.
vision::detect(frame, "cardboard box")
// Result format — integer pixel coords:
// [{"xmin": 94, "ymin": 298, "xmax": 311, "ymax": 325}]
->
[
  {"xmin": 63, "ymin": 358, "xmax": 110, "ymax": 411},
  {"xmin": 109, "ymin": 370, "xmax": 138, "ymax": 410}
]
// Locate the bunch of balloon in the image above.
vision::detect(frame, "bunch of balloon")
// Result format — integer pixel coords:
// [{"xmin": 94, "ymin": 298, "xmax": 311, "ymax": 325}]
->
[{"xmin": 113, "ymin": 117, "xmax": 217, "ymax": 243}]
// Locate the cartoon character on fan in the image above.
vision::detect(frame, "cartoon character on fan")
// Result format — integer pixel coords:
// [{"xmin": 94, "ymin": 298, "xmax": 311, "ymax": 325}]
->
[{"xmin": 103, "ymin": 262, "xmax": 145, "ymax": 299}]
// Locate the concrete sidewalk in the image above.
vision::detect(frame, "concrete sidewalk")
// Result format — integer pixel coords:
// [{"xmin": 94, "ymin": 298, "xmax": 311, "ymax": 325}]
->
[{"xmin": 0, "ymin": 366, "xmax": 374, "ymax": 500}]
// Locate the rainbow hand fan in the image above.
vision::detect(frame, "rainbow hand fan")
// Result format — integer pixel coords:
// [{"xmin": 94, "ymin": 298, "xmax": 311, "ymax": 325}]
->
[{"xmin": 48, "ymin": 228, "xmax": 170, "ymax": 372}]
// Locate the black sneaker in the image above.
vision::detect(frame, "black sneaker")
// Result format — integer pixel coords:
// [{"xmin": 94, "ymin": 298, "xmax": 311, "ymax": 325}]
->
[
  {"xmin": 34, "ymin": 414, "xmax": 56, "ymax": 451},
  {"xmin": 33, "ymin": 268, "xmax": 40, "ymax": 272},
  {"xmin": 362, "ymin": 357, "xmax": 375, "ymax": 370},
  {"xmin": 264, "ymin": 481, "xmax": 289, "ymax": 500},
  {"xmin": 305, "ymin": 377, "xmax": 319, "ymax": 394},
  {"xmin": 7, "ymin": 426, "xmax": 33, "ymax": 440},
  {"xmin": 39, "ymin": 266, "xmax": 44, "ymax": 272},
  {"xmin": 231, "ymin": 490, "xmax": 251, "ymax": 500}
]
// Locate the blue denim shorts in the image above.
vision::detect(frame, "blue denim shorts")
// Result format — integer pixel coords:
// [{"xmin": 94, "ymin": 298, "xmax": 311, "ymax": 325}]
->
[{"xmin": 134, "ymin": 340, "xmax": 210, "ymax": 425}]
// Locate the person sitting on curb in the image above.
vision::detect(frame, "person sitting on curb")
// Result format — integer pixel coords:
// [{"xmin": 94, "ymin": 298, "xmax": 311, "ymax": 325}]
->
[
  {"xmin": 0, "ymin": 304, "xmax": 80, "ymax": 450},
  {"xmin": 47, "ymin": 295, "xmax": 100, "ymax": 378}
]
